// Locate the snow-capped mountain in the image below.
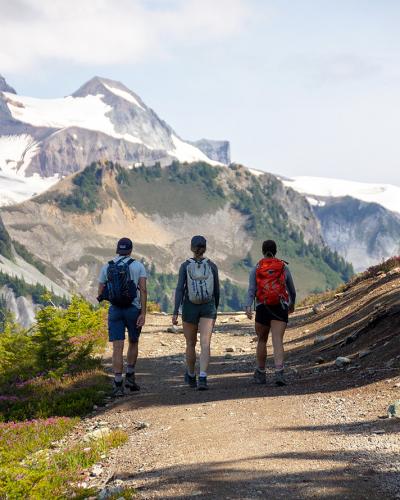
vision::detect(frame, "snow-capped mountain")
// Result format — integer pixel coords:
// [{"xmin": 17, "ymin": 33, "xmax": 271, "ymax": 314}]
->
[
  {"xmin": 282, "ymin": 176, "xmax": 400, "ymax": 215},
  {"xmin": 0, "ymin": 75, "xmax": 230, "ymax": 206},
  {"xmin": 281, "ymin": 175, "xmax": 400, "ymax": 271}
]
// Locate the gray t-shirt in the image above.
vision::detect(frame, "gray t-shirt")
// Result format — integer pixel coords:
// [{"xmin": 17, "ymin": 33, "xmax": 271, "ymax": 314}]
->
[{"xmin": 98, "ymin": 256, "xmax": 147, "ymax": 309}]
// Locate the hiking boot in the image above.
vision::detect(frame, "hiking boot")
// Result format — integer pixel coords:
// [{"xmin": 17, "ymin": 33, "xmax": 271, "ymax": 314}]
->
[
  {"xmin": 275, "ymin": 369, "xmax": 287, "ymax": 387},
  {"xmin": 197, "ymin": 376, "xmax": 208, "ymax": 391},
  {"xmin": 184, "ymin": 371, "xmax": 197, "ymax": 388},
  {"xmin": 125, "ymin": 373, "xmax": 140, "ymax": 392},
  {"xmin": 112, "ymin": 379, "xmax": 124, "ymax": 397},
  {"xmin": 254, "ymin": 369, "xmax": 266, "ymax": 385}
]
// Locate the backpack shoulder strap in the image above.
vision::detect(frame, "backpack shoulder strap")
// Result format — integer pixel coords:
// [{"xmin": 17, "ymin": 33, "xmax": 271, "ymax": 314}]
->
[{"xmin": 126, "ymin": 258, "xmax": 134, "ymax": 266}]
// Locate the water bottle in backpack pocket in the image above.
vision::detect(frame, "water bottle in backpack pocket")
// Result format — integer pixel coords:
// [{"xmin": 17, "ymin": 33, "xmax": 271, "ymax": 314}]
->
[
  {"xmin": 186, "ymin": 258, "xmax": 214, "ymax": 304},
  {"xmin": 100, "ymin": 257, "xmax": 137, "ymax": 308}
]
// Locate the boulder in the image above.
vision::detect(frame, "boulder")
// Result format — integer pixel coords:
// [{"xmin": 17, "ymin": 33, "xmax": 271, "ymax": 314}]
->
[
  {"xmin": 387, "ymin": 400, "xmax": 400, "ymax": 418},
  {"xmin": 83, "ymin": 427, "xmax": 111, "ymax": 442},
  {"xmin": 335, "ymin": 356, "xmax": 351, "ymax": 368},
  {"xmin": 314, "ymin": 334, "xmax": 327, "ymax": 344},
  {"xmin": 313, "ymin": 304, "xmax": 326, "ymax": 314}
]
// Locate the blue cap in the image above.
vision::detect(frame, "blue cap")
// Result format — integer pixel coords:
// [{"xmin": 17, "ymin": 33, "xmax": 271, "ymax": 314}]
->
[
  {"xmin": 191, "ymin": 235, "xmax": 206, "ymax": 248},
  {"xmin": 116, "ymin": 237, "xmax": 133, "ymax": 255}
]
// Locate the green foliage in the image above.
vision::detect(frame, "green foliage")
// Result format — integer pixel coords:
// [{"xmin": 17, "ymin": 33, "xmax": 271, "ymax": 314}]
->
[
  {"xmin": 0, "ymin": 371, "xmax": 110, "ymax": 422},
  {"xmin": 0, "ymin": 270, "xmax": 69, "ymax": 307},
  {"xmin": 0, "ymin": 296, "xmax": 108, "ymax": 410},
  {"xmin": 0, "ymin": 418, "xmax": 128, "ymax": 500},
  {"xmin": 33, "ymin": 296, "xmax": 108, "ymax": 375},
  {"xmin": 0, "ymin": 320, "xmax": 35, "ymax": 386},
  {"xmin": 219, "ymin": 279, "xmax": 247, "ymax": 311},
  {"xmin": 12, "ymin": 241, "xmax": 46, "ymax": 273},
  {"xmin": 0, "ymin": 217, "xmax": 13, "ymax": 261},
  {"xmin": 116, "ymin": 161, "xmax": 226, "ymax": 216},
  {"xmin": 40, "ymin": 162, "xmax": 104, "ymax": 213}
]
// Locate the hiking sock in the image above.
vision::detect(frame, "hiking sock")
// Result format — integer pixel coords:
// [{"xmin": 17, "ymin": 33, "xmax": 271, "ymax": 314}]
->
[
  {"xmin": 275, "ymin": 365, "xmax": 284, "ymax": 372},
  {"xmin": 126, "ymin": 365, "xmax": 135, "ymax": 375},
  {"xmin": 187, "ymin": 371, "xmax": 196, "ymax": 378},
  {"xmin": 199, "ymin": 371, "xmax": 207, "ymax": 378},
  {"xmin": 114, "ymin": 373, "xmax": 123, "ymax": 383}
]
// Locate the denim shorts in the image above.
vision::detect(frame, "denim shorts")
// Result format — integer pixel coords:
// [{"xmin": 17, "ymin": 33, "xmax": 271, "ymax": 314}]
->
[
  {"xmin": 108, "ymin": 304, "xmax": 142, "ymax": 342},
  {"xmin": 182, "ymin": 299, "xmax": 217, "ymax": 325}
]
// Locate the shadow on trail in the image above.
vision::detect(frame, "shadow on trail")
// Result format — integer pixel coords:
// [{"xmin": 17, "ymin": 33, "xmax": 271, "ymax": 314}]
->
[
  {"xmin": 277, "ymin": 417, "xmax": 400, "ymax": 436},
  {"xmin": 101, "ymin": 349, "xmax": 399, "ymax": 412},
  {"xmin": 110, "ymin": 450, "xmax": 393, "ymax": 499}
]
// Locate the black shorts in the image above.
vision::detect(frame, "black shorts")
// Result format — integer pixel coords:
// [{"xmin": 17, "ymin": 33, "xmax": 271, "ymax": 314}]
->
[{"xmin": 255, "ymin": 303, "xmax": 288, "ymax": 326}]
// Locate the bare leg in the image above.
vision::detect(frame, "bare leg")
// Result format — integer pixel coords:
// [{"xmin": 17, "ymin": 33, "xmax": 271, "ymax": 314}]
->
[
  {"xmin": 270, "ymin": 320, "xmax": 287, "ymax": 368},
  {"xmin": 198, "ymin": 317, "xmax": 214, "ymax": 374},
  {"xmin": 183, "ymin": 321, "xmax": 198, "ymax": 374},
  {"xmin": 112, "ymin": 340, "xmax": 124, "ymax": 374},
  {"xmin": 255, "ymin": 322, "xmax": 270, "ymax": 370},
  {"xmin": 127, "ymin": 340, "xmax": 139, "ymax": 367}
]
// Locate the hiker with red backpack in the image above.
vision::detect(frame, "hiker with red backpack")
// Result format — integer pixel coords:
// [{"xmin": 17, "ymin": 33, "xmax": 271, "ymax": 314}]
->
[
  {"xmin": 245, "ymin": 240, "xmax": 296, "ymax": 386},
  {"xmin": 97, "ymin": 237, "xmax": 147, "ymax": 396},
  {"xmin": 172, "ymin": 236, "xmax": 220, "ymax": 391}
]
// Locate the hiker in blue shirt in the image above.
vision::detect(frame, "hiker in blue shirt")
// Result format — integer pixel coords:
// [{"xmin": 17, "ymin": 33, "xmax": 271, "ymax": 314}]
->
[{"xmin": 98, "ymin": 237, "xmax": 147, "ymax": 396}]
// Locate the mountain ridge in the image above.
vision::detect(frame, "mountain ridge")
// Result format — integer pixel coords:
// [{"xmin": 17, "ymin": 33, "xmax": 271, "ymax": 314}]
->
[{"xmin": 0, "ymin": 74, "xmax": 230, "ymax": 206}]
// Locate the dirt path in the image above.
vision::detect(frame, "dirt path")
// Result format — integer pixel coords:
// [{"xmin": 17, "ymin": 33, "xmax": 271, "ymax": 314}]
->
[{"xmin": 81, "ymin": 309, "xmax": 400, "ymax": 499}]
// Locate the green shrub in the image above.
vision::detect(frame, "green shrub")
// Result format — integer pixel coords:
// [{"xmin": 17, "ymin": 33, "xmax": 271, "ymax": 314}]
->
[
  {"xmin": 0, "ymin": 320, "xmax": 35, "ymax": 386},
  {"xmin": 33, "ymin": 296, "xmax": 107, "ymax": 375}
]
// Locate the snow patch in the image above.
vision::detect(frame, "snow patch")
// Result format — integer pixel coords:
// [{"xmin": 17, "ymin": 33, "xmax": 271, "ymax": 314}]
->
[
  {"xmin": 0, "ymin": 135, "xmax": 60, "ymax": 206},
  {"xmin": 169, "ymin": 135, "xmax": 221, "ymax": 166},
  {"xmin": 248, "ymin": 168, "xmax": 264, "ymax": 177},
  {"xmin": 103, "ymin": 83, "xmax": 145, "ymax": 110},
  {"xmin": 283, "ymin": 176, "xmax": 400, "ymax": 215},
  {"xmin": 306, "ymin": 197, "xmax": 326, "ymax": 207},
  {"xmin": 3, "ymin": 92, "xmax": 144, "ymax": 146}
]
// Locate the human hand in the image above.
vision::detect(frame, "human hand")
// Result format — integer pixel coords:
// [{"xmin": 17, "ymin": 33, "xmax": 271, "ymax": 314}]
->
[
  {"xmin": 137, "ymin": 313, "xmax": 146, "ymax": 327},
  {"xmin": 245, "ymin": 306, "xmax": 253, "ymax": 320},
  {"xmin": 288, "ymin": 304, "xmax": 295, "ymax": 314},
  {"xmin": 172, "ymin": 314, "xmax": 179, "ymax": 325}
]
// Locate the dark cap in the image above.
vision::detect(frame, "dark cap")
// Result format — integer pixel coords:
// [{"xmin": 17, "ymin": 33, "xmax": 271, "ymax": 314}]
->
[
  {"xmin": 191, "ymin": 235, "xmax": 206, "ymax": 249},
  {"xmin": 116, "ymin": 237, "xmax": 133, "ymax": 255}
]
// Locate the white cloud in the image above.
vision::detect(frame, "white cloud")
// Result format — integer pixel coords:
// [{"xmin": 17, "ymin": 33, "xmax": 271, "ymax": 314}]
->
[
  {"xmin": 283, "ymin": 53, "xmax": 383, "ymax": 85},
  {"xmin": 0, "ymin": 0, "xmax": 249, "ymax": 73}
]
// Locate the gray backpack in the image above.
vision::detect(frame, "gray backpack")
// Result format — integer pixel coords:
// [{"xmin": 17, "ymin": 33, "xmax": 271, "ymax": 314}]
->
[{"xmin": 186, "ymin": 258, "xmax": 214, "ymax": 304}]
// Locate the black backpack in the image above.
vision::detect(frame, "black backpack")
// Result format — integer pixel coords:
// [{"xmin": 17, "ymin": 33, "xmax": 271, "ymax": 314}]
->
[{"xmin": 101, "ymin": 257, "xmax": 137, "ymax": 308}]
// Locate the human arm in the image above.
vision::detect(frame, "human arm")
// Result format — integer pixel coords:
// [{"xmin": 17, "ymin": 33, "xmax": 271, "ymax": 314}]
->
[
  {"xmin": 245, "ymin": 267, "xmax": 257, "ymax": 319},
  {"xmin": 211, "ymin": 262, "xmax": 220, "ymax": 310},
  {"xmin": 97, "ymin": 283, "xmax": 106, "ymax": 298},
  {"xmin": 285, "ymin": 266, "xmax": 296, "ymax": 314},
  {"xmin": 97, "ymin": 265, "xmax": 107, "ymax": 301},
  {"xmin": 137, "ymin": 276, "xmax": 147, "ymax": 327},
  {"xmin": 172, "ymin": 262, "xmax": 186, "ymax": 324}
]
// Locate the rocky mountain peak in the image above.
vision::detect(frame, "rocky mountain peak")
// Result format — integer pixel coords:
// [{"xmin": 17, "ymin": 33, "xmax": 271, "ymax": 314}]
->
[
  {"xmin": 71, "ymin": 75, "xmax": 147, "ymax": 109},
  {"xmin": 0, "ymin": 75, "xmax": 16, "ymax": 94}
]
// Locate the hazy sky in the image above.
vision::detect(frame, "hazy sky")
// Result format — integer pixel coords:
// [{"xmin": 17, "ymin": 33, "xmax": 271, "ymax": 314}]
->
[{"xmin": 1, "ymin": 0, "xmax": 399, "ymax": 184}]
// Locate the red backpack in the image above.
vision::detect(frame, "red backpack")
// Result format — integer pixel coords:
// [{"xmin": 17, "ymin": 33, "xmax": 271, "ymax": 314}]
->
[{"xmin": 255, "ymin": 257, "xmax": 289, "ymax": 305}]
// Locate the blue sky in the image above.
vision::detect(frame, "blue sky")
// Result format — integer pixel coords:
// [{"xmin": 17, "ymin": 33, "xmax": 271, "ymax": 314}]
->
[{"xmin": 1, "ymin": 0, "xmax": 399, "ymax": 184}]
